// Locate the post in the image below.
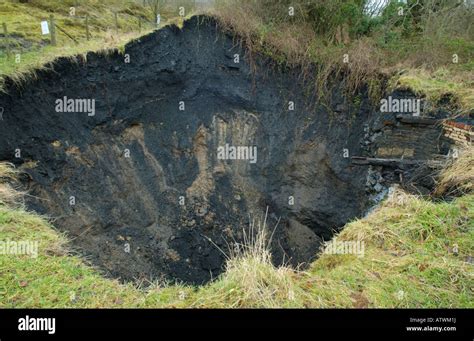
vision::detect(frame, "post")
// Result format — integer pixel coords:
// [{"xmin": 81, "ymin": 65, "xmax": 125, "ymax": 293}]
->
[
  {"xmin": 2, "ymin": 23, "xmax": 11, "ymax": 59},
  {"xmin": 114, "ymin": 12, "xmax": 118, "ymax": 34},
  {"xmin": 49, "ymin": 14, "xmax": 56, "ymax": 46},
  {"xmin": 85, "ymin": 15, "xmax": 90, "ymax": 40}
]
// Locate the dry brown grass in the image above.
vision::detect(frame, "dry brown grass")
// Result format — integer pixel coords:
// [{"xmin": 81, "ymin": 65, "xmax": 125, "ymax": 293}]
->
[
  {"xmin": 208, "ymin": 0, "xmax": 387, "ymax": 104},
  {"xmin": 344, "ymin": 38, "xmax": 384, "ymax": 96},
  {"xmin": 435, "ymin": 147, "xmax": 474, "ymax": 197},
  {"xmin": 192, "ymin": 208, "xmax": 308, "ymax": 308},
  {"xmin": 208, "ymin": 1, "xmax": 314, "ymax": 68},
  {"xmin": 207, "ymin": 0, "xmax": 473, "ymax": 110},
  {"xmin": 0, "ymin": 162, "xmax": 23, "ymax": 207}
]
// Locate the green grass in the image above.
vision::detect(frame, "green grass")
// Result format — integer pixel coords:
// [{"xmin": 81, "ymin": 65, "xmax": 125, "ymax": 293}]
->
[
  {"xmin": 389, "ymin": 68, "xmax": 474, "ymax": 114},
  {"xmin": 304, "ymin": 191, "xmax": 474, "ymax": 308},
  {"xmin": 1, "ymin": 180, "xmax": 472, "ymax": 308},
  {"xmin": 0, "ymin": 0, "xmax": 191, "ymax": 90},
  {"xmin": 0, "ymin": 206, "xmax": 191, "ymax": 308}
]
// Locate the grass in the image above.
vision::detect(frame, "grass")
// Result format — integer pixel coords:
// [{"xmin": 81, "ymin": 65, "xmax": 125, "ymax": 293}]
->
[
  {"xmin": 435, "ymin": 147, "xmax": 474, "ymax": 197},
  {"xmin": 0, "ymin": 0, "xmax": 191, "ymax": 90},
  {"xmin": 1, "ymin": 33, "xmax": 146, "ymax": 91},
  {"xmin": 2, "ymin": 1, "xmax": 473, "ymax": 113},
  {"xmin": 1, "ymin": 149, "xmax": 472, "ymax": 308},
  {"xmin": 390, "ymin": 68, "xmax": 474, "ymax": 113},
  {"xmin": 207, "ymin": 0, "xmax": 474, "ymax": 112},
  {"xmin": 305, "ymin": 189, "xmax": 473, "ymax": 308}
]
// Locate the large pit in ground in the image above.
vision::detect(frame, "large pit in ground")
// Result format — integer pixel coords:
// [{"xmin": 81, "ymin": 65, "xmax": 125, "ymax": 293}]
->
[{"xmin": 1, "ymin": 16, "xmax": 444, "ymax": 284}]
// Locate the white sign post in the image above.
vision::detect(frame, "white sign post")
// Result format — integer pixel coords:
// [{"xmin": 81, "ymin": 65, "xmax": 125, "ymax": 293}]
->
[{"xmin": 41, "ymin": 21, "xmax": 50, "ymax": 35}]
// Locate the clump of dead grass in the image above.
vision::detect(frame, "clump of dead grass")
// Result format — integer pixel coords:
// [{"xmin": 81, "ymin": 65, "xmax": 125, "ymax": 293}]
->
[
  {"xmin": 435, "ymin": 147, "xmax": 474, "ymax": 197},
  {"xmin": 208, "ymin": 0, "xmax": 386, "ymax": 105},
  {"xmin": 0, "ymin": 162, "xmax": 23, "ymax": 207}
]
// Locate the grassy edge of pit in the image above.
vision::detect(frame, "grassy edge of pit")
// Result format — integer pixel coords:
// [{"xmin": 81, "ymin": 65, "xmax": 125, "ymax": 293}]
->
[{"xmin": 0, "ymin": 148, "xmax": 472, "ymax": 308}]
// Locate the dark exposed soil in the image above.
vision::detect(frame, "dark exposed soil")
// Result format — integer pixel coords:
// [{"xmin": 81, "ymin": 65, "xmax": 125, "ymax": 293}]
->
[{"xmin": 0, "ymin": 16, "xmax": 448, "ymax": 284}]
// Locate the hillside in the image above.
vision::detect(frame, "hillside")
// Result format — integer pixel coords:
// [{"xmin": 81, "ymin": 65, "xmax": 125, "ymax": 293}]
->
[
  {"xmin": 0, "ymin": 0, "xmax": 473, "ymax": 310},
  {"xmin": 0, "ymin": 0, "xmax": 191, "ymax": 89}
]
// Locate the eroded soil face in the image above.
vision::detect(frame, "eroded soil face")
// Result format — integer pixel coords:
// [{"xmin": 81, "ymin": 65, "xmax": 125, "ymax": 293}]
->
[{"xmin": 0, "ymin": 17, "xmax": 374, "ymax": 284}]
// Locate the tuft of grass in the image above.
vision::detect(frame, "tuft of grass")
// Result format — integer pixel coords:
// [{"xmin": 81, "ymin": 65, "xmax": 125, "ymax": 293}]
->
[
  {"xmin": 435, "ymin": 147, "xmax": 474, "ymax": 197},
  {"xmin": 189, "ymin": 210, "xmax": 308, "ymax": 308},
  {"xmin": 0, "ymin": 162, "xmax": 18, "ymax": 181},
  {"xmin": 0, "ymin": 163, "xmax": 22, "ymax": 207}
]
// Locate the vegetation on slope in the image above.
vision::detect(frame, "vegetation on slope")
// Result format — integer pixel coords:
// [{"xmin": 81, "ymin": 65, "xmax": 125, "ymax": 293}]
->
[
  {"xmin": 1, "ymin": 1, "xmax": 473, "ymax": 112},
  {"xmin": 1, "ymin": 149, "xmax": 472, "ymax": 308},
  {"xmin": 0, "ymin": 0, "xmax": 194, "ymax": 89},
  {"xmin": 210, "ymin": 0, "xmax": 474, "ymax": 112}
]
